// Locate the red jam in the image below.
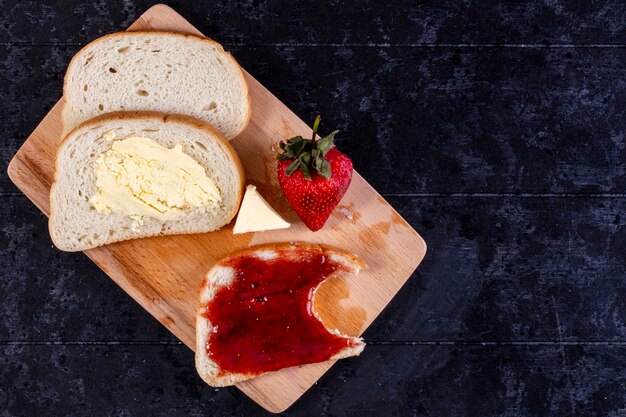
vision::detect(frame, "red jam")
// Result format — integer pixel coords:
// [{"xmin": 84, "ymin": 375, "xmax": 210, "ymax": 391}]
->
[{"xmin": 203, "ymin": 251, "xmax": 357, "ymax": 376}]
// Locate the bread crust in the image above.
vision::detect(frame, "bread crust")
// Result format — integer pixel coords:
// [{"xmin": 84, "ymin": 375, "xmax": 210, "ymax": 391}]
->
[
  {"xmin": 208, "ymin": 242, "xmax": 366, "ymax": 270},
  {"xmin": 49, "ymin": 110, "xmax": 246, "ymax": 251},
  {"xmin": 195, "ymin": 242, "xmax": 366, "ymax": 387},
  {"xmin": 61, "ymin": 30, "xmax": 251, "ymax": 138}
]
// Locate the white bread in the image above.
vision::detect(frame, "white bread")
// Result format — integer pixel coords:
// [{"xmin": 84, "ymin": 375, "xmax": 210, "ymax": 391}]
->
[
  {"xmin": 49, "ymin": 111, "xmax": 245, "ymax": 252},
  {"xmin": 195, "ymin": 243, "xmax": 366, "ymax": 387},
  {"xmin": 62, "ymin": 31, "xmax": 250, "ymax": 139}
]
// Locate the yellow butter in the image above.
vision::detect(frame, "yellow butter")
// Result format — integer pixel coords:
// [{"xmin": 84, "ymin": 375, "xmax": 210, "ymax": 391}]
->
[
  {"xmin": 89, "ymin": 134, "xmax": 221, "ymax": 223},
  {"xmin": 233, "ymin": 185, "xmax": 290, "ymax": 234}
]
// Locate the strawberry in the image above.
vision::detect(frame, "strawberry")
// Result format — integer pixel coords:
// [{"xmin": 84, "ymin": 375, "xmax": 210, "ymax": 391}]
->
[{"xmin": 277, "ymin": 116, "xmax": 353, "ymax": 231}]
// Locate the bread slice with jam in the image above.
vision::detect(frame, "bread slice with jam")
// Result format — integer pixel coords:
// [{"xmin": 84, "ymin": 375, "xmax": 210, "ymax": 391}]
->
[{"xmin": 195, "ymin": 243, "xmax": 366, "ymax": 387}]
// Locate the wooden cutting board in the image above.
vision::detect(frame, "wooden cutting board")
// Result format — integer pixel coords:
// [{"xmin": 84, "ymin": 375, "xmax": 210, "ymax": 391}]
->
[{"xmin": 7, "ymin": 4, "xmax": 426, "ymax": 413}]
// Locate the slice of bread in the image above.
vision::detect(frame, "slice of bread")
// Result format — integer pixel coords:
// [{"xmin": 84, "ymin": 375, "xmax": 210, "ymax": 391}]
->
[
  {"xmin": 62, "ymin": 31, "xmax": 250, "ymax": 139},
  {"xmin": 195, "ymin": 243, "xmax": 366, "ymax": 387},
  {"xmin": 49, "ymin": 111, "xmax": 245, "ymax": 252}
]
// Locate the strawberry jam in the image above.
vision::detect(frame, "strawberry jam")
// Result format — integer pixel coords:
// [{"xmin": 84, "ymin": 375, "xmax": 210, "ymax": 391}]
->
[{"xmin": 202, "ymin": 250, "xmax": 357, "ymax": 376}]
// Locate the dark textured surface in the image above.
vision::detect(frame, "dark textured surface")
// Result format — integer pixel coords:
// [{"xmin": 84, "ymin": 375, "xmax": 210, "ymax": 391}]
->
[{"xmin": 2, "ymin": 1, "xmax": 626, "ymax": 416}]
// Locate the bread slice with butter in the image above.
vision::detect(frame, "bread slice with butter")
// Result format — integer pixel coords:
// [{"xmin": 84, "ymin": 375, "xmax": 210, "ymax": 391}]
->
[
  {"xmin": 62, "ymin": 31, "xmax": 250, "ymax": 139},
  {"xmin": 49, "ymin": 111, "xmax": 244, "ymax": 252},
  {"xmin": 196, "ymin": 243, "xmax": 365, "ymax": 387}
]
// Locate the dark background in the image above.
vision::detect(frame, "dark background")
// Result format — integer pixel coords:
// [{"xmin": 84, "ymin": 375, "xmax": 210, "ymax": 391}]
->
[{"xmin": 2, "ymin": 1, "xmax": 626, "ymax": 416}]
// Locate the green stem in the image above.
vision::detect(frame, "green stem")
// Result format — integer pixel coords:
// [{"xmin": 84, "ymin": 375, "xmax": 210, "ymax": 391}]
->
[{"xmin": 311, "ymin": 115, "xmax": 321, "ymax": 141}]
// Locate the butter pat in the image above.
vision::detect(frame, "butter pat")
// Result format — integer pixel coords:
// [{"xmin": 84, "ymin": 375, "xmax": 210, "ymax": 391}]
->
[
  {"xmin": 233, "ymin": 185, "xmax": 290, "ymax": 234},
  {"xmin": 90, "ymin": 134, "xmax": 221, "ymax": 222}
]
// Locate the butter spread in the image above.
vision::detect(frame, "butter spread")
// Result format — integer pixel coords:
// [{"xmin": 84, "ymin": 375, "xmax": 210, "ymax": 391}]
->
[{"xmin": 90, "ymin": 134, "xmax": 221, "ymax": 223}]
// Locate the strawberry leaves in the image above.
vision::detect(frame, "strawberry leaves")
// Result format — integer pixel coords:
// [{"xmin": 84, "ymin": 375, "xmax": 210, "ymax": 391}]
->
[
  {"xmin": 276, "ymin": 115, "xmax": 338, "ymax": 180},
  {"xmin": 316, "ymin": 130, "xmax": 338, "ymax": 155}
]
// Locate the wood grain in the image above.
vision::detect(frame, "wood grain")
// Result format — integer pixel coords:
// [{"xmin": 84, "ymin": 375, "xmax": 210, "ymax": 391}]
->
[{"xmin": 6, "ymin": 4, "xmax": 426, "ymax": 413}]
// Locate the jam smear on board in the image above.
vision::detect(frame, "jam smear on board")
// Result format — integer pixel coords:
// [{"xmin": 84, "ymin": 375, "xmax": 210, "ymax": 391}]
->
[{"xmin": 203, "ymin": 250, "xmax": 357, "ymax": 375}]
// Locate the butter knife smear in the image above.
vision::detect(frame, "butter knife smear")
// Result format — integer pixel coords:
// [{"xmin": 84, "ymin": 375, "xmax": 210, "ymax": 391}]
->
[{"xmin": 90, "ymin": 132, "xmax": 221, "ymax": 229}]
